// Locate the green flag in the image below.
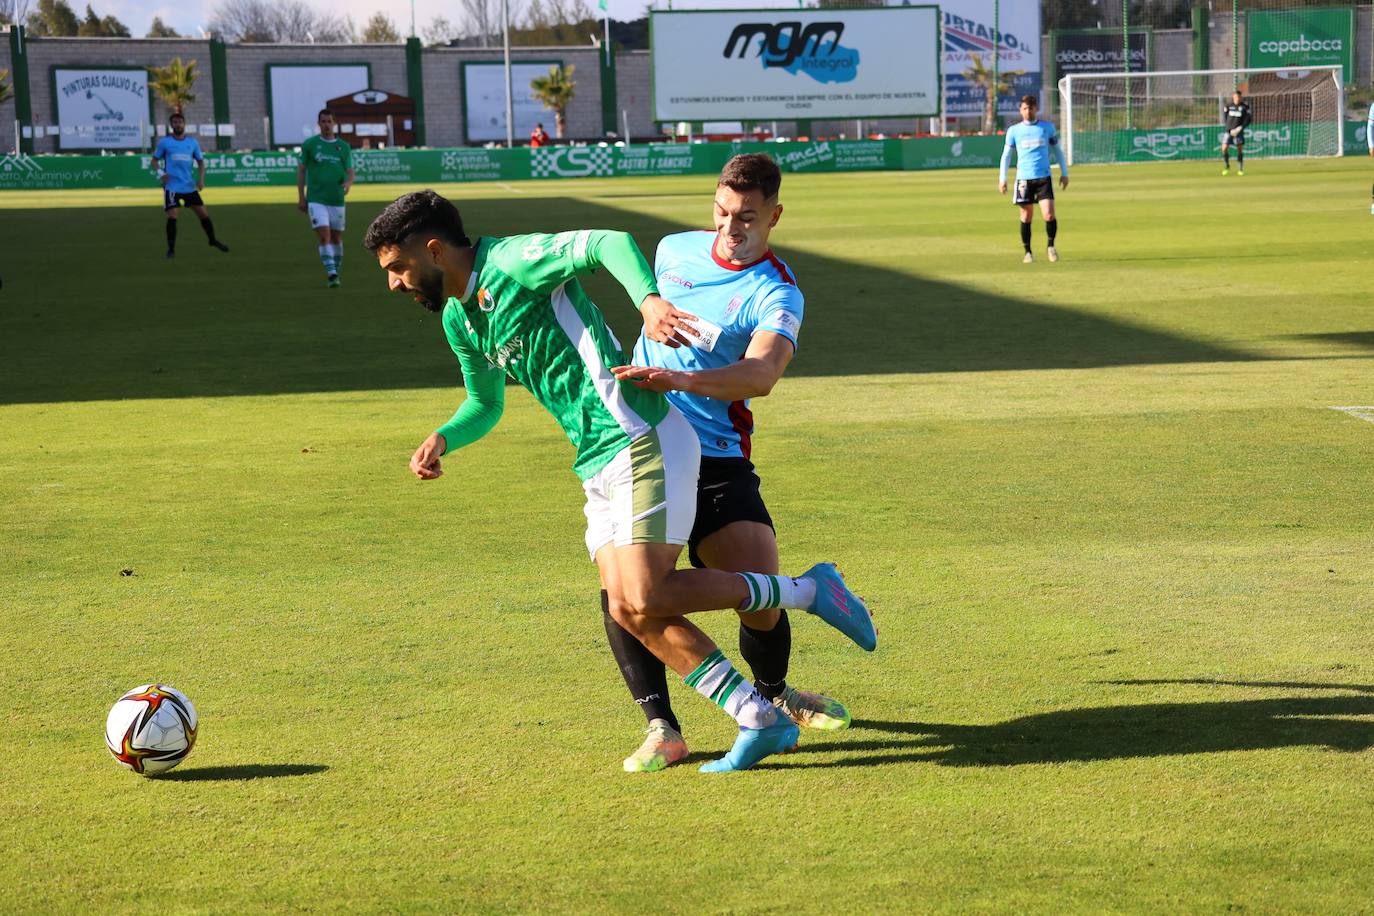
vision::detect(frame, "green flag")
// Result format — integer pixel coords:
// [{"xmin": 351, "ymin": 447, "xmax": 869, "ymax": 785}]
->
[{"xmin": 598, "ymin": 0, "xmax": 607, "ymax": 9}]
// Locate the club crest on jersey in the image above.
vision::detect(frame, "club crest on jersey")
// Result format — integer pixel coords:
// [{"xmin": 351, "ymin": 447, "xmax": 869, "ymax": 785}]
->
[
  {"xmin": 477, "ymin": 288, "xmax": 497, "ymax": 313},
  {"xmin": 725, "ymin": 295, "xmax": 744, "ymax": 317}
]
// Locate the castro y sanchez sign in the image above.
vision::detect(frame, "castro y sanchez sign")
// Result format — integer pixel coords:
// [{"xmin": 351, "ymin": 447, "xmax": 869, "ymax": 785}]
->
[
  {"xmin": 1247, "ymin": 7, "xmax": 1353, "ymax": 77},
  {"xmin": 52, "ymin": 68, "xmax": 151, "ymax": 150},
  {"xmin": 650, "ymin": 6, "xmax": 940, "ymax": 121}
]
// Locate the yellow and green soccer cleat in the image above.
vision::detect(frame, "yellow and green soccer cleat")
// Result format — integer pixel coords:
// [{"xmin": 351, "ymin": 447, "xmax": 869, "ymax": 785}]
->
[
  {"xmin": 622, "ymin": 719, "xmax": 688, "ymax": 773},
  {"xmin": 774, "ymin": 685, "xmax": 852, "ymax": 731}
]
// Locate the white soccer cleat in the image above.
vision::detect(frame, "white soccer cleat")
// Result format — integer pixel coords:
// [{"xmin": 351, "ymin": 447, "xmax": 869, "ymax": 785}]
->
[
  {"xmin": 774, "ymin": 685, "xmax": 851, "ymax": 732},
  {"xmin": 1047, "ymin": 245, "xmax": 1059, "ymax": 263},
  {"xmin": 1022, "ymin": 251, "xmax": 1034, "ymax": 264},
  {"xmin": 623, "ymin": 719, "xmax": 688, "ymax": 773}
]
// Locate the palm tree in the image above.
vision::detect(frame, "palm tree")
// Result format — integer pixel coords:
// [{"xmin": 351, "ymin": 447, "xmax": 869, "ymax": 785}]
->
[
  {"xmin": 0, "ymin": 69, "xmax": 12, "ymax": 106},
  {"xmin": 963, "ymin": 52, "xmax": 1024, "ymax": 135},
  {"xmin": 148, "ymin": 57, "xmax": 199, "ymax": 116},
  {"xmin": 529, "ymin": 64, "xmax": 575, "ymax": 139}
]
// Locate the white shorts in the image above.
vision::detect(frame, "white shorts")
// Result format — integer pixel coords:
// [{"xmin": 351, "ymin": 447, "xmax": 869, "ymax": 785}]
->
[
  {"xmin": 307, "ymin": 203, "xmax": 346, "ymax": 231},
  {"xmin": 582, "ymin": 406, "xmax": 700, "ymax": 560}
]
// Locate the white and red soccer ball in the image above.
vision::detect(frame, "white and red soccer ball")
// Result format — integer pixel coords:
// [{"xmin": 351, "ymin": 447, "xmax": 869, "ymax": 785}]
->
[{"xmin": 104, "ymin": 684, "xmax": 198, "ymax": 775}]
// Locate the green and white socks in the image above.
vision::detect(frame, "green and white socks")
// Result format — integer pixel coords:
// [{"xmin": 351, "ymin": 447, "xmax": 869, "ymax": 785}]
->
[
  {"xmin": 737, "ymin": 572, "xmax": 816, "ymax": 613},
  {"xmin": 684, "ymin": 649, "xmax": 778, "ymax": 729},
  {"xmin": 317, "ymin": 244, "xmax": 343, "ymax": 277}
]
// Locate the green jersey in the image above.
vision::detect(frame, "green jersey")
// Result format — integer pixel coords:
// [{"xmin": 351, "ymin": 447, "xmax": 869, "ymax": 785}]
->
[
  {"xmin": 299, "ymin": 135, "xmax": 352, "ymax": 206},
  {"xmin": 435, "ymin": 230, "xmax": 671, "ymax": 480}
]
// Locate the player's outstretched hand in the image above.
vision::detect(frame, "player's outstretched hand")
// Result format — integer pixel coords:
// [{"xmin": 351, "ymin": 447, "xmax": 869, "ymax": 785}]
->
[
  {"xmin": 410, "ymin": 433, "xmax": 446, "ymax": 480},
  {"xmin": 611, "ymin": 364, "xmax": 691, "ymax": 393},
  {"xmin": 640, "ymin": 294, "xmax": 699, "ymax": 349},
  {"xmin": 1059, "ymin": 175, "xmax": 1069, "ymax": 190},
  {"xmin": 998, "ymin": 180, "xmax": 1008, "ymax": 195}
]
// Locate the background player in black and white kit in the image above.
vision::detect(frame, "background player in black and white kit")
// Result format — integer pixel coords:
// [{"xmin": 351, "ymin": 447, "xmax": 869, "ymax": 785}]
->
[{"xmin": 1222, "ymin": 90, "xmax": 1252, "ymax": 176}]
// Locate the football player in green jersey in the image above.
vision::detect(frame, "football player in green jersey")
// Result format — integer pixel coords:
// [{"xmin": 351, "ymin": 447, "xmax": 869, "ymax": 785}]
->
[
  {"xmin": 364, "ymin": 190, "xmax": 877, "ymax": 772},
  {"xmin": 297, "ymin": 109, "xmax": 354, "ymax": 287}
]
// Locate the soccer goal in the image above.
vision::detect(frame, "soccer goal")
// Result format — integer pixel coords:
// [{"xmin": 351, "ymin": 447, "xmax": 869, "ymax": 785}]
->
[{"xmin": 1057, "ymin": 65, "xmax": 1344, "ymax": 166}]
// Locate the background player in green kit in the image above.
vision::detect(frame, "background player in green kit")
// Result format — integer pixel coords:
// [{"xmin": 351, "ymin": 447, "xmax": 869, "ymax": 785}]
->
[
  {"xmin": 363, "ymin": 190, "xmax": 877, "ymax": 772},
  {"xmin": 297, "ymin": 109, "xmax": 354, "ymax": 287}
]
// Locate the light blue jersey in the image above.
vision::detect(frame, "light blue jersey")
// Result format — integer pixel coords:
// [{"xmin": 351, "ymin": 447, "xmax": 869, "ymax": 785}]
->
[
  {"xmin": 153, "ymin": 134, "xmax": 203, "ymax": 194},
  {"xmin": 1000, "ymin": 119, "xmax": 1067, "ymax": 183},
  {"xmin": 633, "ymin": 231, "xmax": 804, "ymax": 460},
  {"xmin": 1367, "ymin": 101, "xmax": 1374, "ymax": 151}
]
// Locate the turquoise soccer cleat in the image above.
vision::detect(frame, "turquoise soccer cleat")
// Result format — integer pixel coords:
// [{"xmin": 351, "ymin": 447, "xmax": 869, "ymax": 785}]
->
[
  {"xmin": 699, "ymin": 712, "xmax": 800, "ymax": 773},
  {"xmin": 801, "ymin": 563, "xmax": 877, "ymax": 652}
]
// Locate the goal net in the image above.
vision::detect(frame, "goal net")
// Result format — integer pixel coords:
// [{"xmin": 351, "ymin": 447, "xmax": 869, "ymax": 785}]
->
[{"xmin": 1057, "ymin": 66, "xmax": 1343, "ymax": 165}]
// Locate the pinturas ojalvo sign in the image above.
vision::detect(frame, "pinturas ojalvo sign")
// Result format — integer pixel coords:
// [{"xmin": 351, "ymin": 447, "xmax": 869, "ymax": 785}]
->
[{"xmin": 650, "ymin": 7, "xmax": 940, "ymax": 121}]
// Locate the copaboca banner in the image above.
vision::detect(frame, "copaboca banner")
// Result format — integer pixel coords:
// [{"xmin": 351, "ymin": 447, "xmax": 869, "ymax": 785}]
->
[
  {"xmin": 52, "ymin": 68, "xmax": 151, "ymax": 150},
  {"xmin": 650, "ymin": 7, "xmax": 940, "ymax": 121},
  {"xmin": 892, "ymin": 0, "xmax": 1041, "ymax": 117},
  {"xmin": 1248, "ymin": 7, "xmax": 1353, "ymax": 78}
]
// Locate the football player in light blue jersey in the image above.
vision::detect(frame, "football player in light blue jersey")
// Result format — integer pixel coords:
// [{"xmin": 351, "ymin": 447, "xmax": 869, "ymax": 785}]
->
[
  {"xmin": 150, "ymin": 112, "xmax": 229, "ymax": 259},
  {"xmin": 999, "ymin": 95, "xmax": 1068, "ymax": 263},
  {"xmin": 607, "ymin": 153, "xmax": 853, "ymax": 773}
]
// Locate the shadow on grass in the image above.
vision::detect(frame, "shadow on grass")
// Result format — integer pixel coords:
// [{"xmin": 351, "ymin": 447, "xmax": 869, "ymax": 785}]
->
[
  {"xmin": 753, "ymin": 683, "xmax": 1374, "ymax": 769},
  {"xmin": 158, "ymin": 763, "xmax": 329, "ymax": 781},
  {"xmin": 1286, "ymin": 331, "xmax": 1374, "ymax": 351},
  {"xmin": 0, "ymin": 195, "xmax": 1263, "ymax": 404}
]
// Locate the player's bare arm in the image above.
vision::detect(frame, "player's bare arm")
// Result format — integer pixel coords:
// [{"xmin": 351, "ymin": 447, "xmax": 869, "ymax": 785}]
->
[
  {"xmin": 296, "ymin": 162, "xmax": 308, "ymax": 211},
  {"xmin": 343, "ymin": 168, "xmax": 355, "ymax": 196},
  {"xmin": 196, "ymin": 159, "xmax": 206, "ymax": 192},
  {"xmin": 612, "ymin": 331, "xmax": 794, "ymax": 399}
]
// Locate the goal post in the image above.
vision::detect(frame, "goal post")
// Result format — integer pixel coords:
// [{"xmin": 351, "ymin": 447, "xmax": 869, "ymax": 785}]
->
[{"xmin": 1057, "ymin": 65, "xmax": 1344, "ymax": 166}]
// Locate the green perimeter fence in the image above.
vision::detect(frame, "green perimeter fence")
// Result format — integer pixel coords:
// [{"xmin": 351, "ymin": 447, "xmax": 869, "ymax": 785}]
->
[
  {"xmin": 0, "ymin": 126, "xmax": 1367, "ymax": 191},
  {"xmin": 0, "ymin": 136, "xmax": 1005, "ymax": 191}
]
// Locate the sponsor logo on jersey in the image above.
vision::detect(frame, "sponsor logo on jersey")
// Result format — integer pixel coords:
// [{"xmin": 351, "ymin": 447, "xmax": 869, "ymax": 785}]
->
[
  {"xmin": 660, "ymin": 271, "xmax": 694, "ymax": 289},
  {"xmin": 488, "ymin": 335, "xmax": 524, "ymax": 370},
  {"xmin": 769, "ymin": 311, "xmax": 801, "ymax": 337}
]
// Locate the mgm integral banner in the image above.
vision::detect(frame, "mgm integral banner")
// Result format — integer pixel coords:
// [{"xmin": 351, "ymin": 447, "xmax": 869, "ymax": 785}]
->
[
  {"xmin": 52, "ymin": 68, "xmax": 151, "ymax": 151},
  {"xmin": 651, "ymin": 6, "xmax": 940, "ymax": 122}
]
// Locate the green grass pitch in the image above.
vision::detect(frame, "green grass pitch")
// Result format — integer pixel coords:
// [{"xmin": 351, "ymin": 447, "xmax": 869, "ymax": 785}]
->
[{"xmin": 2, "ymin": 159, "xmax": 1372, "ymax": 912}]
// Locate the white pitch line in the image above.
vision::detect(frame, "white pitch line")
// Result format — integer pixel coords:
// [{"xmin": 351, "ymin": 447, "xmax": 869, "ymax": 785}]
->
[
  {"xmin": 496, "ymin": 183, "xmax": 527, "ymax": 194},
  {"xmin": 1329, "ymin": 406, "xmax": 1374, "ymax": 424}
]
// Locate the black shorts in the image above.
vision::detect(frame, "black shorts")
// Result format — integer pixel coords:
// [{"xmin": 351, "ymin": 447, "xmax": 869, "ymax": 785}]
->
[
  {"xmin": 163, "ymin": 189, "xmax": 204, "ymax": 210},
  {"xmin": 1222, "ymin": 131, "xmax": 1244, "ymax": 148},
  {"xmin": 1013, "ymin": 176, "xmax": 1054, "ymax": 205},
  {"xmin": 687, "ymin": 457, "xmax": 774, "ymax": 568}
]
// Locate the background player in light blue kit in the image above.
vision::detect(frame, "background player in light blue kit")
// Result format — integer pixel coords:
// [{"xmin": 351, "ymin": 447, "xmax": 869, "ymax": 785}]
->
[
  {"xmin": 1000, "ymin": 94, "xmax": 1068, "ymax": 263},
  {"xmin": 607, "ymin": 154, "xmax": 852, "ymax": 773},
  {"xmin": 150, "ymin": 112, "xmax": 229, "ymax": 259}
]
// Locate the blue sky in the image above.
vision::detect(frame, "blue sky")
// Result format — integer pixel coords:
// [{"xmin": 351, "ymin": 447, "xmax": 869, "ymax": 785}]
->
[{"xmin": 92, "ymin": 0, "xmax": 806, "ymax": 40}]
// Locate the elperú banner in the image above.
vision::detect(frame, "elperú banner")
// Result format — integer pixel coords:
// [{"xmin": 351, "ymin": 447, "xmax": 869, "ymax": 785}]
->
[{"xmin": 650, "ymin": 7, "xmax": 940, "ymax": 121}]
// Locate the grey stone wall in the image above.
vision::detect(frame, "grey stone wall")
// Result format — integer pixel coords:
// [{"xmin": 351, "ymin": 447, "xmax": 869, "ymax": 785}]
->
[
  {"xmin": 225, "ymin": 43, "xmax": 409, "ymax": 149},
  {"xmin": 21, "ymin": 36, "xmax": 214, "ymax": 153},
  {"xmin": 420, "ymin": 45, "xmax": 606, "ymax": 147}
]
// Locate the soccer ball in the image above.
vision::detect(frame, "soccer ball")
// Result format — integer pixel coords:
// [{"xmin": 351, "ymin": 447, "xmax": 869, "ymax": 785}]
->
[{"xmin": 104, "ymin": 684, "xmax": 199, "ymax": 776}]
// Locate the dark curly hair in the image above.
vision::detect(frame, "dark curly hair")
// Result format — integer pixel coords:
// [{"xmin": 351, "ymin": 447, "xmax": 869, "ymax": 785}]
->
[
  {"xmin": 718, "ymin": 153, "xmax": 781, "ymax": 201},
  {"xmin": 363, "ymin": 190, "xmax": 472, "ymax": 253}
]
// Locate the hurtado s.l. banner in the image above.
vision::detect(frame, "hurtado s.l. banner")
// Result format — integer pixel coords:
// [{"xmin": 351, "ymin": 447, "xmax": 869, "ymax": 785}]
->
[{"xmin": 650, "ymin": 6, "xmax": 940, "ymax": 122}]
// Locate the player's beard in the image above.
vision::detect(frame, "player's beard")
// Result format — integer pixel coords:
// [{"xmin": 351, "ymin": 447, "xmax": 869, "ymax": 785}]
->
[{"xmin": 413, "ymin": 266, "xmax": 446, "ymax": 313}]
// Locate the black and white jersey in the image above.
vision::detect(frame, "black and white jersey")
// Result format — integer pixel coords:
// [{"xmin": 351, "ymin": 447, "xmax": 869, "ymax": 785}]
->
[{"xmin": 1224, "ymin": 101, "xmax": 1252, "ymax": 133}]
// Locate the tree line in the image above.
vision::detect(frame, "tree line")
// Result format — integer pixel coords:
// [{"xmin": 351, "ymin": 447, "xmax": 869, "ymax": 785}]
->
[{"xmin": 0, "ymin": 0, "xmax": 603, "ymax": 44}]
